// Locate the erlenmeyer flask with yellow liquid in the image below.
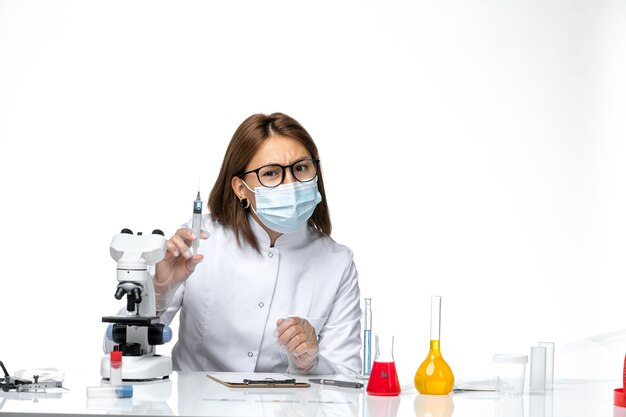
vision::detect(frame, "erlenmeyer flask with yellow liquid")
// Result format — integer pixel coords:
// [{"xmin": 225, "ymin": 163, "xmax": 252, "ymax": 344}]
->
[{"xmin": 414, "ymin": 295, "xmax": 455, "ymax": 395}]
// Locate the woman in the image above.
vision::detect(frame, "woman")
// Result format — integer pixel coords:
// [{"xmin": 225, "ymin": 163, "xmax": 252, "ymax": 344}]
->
[{"xmin": 155, "ymin": 113, "xmax": 361, "ymax": 375}]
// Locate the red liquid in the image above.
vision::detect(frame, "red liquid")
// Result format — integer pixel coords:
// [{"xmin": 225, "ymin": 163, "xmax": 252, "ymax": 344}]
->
[{"xmin": 366, "ymin": 361, "xmax": 401, "ymax": 396}]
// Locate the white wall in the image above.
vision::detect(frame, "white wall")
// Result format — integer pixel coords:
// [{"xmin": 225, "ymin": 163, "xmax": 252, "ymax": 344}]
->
[{"xmin": 1, "ymin": 0, "xmax": 625, "ymax": 385}]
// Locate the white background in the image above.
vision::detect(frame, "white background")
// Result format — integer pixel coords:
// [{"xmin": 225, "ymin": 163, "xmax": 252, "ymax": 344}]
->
[{"xmin": 1, "ymin": 0, "xmax": 625, "ymax": 385}]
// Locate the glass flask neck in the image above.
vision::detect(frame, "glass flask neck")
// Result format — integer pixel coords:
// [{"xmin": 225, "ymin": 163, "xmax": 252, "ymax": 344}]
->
[
  {"xmin": 429, "ymin": 339, "xmax": 441, "ymax": 351},
  {"xmin": 374, "ymin": 335, "xmax": 395, "ymax": 363},
  {"xmin": 430, "ymin": 296, "xmax": 442, "ymax": 341}
]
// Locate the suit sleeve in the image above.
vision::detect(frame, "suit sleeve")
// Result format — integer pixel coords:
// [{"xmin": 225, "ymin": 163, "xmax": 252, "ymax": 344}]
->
[{"xmin": 311, "ymin": 250, "xmax": 362, "ymax": 375}]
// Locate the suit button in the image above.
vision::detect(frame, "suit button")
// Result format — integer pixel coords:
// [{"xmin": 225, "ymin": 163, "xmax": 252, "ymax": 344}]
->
[
  {"xmin": 258, "ymin": 302, "xmax": 264, "ymax": 308},
  {"xmin": 248, "ymin": 352, "xmax": 253, "ymax": 357},
  {"xmin": 268, "ymin": 252, "xmax": 274, "ymax": 258}
]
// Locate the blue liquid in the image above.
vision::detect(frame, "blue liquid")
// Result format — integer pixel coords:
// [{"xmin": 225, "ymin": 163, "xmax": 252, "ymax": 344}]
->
[{"xmin": 363, "ymin": 329, "xmax": 372, "ymax": 375}]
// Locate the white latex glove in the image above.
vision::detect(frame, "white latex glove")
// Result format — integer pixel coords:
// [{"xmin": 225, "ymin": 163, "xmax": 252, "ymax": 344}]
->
[{"xmin": 275, "ymin": 317, "xmax": 320, "ymax": 374}]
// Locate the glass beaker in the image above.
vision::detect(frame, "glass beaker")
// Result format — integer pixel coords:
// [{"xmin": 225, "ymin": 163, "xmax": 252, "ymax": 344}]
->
[
  {"xmin": 414, "ymin": 295, "xmax": 455, "ymax": 395},
  {"xmin": 366, "ymin": 335, "xmax": 401, "ymax": 396}
]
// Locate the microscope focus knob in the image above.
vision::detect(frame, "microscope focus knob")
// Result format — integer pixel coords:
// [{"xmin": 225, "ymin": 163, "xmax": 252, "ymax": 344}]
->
[
  {"xmin": 163, "ymin": 326, "xmax": 172, "ymax": 343},
  {"xmin": 152, "ymin": 229, "xmax": 165, "ymax": 236},
  {"xmin": 148, "ymin": 324, "xmax": 173, "ymax": 345},
  {"xmin": 106, "ymin": 323, "xmax": 127, "ymax": 343}
]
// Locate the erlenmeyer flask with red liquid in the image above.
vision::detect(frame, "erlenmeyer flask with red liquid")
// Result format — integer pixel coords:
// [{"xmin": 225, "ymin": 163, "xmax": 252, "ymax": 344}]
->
[{"xmin": 366, "ymin": 334, "xmax": 401, "ymax": 396}]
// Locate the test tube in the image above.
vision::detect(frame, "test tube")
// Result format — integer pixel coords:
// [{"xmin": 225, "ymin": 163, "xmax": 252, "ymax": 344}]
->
[
  {"xmin": 539, "ymin": 341, "xmax": 555, "ymax": 390},
  {"xmin": 86, "ymin": 385, "xmax": 133, "ymax": 399},
  {"xmin": 363, "ymin": 298, "xmax": 372, "ymax": 376},
  {"xmin": 110, "ymin": 350, "xmax": 122, "ymax": 386},
  {"xmin": 530, "ymin": 346, "xmax": 547, "ymax": 393}
]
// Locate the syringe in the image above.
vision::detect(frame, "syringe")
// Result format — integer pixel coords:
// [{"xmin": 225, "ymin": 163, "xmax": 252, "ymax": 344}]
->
[
  {"xmin": 363, "ymin": 298, "xmax": 372, "ymax": 376},
  {"xmin": 191, "ymin": 191, "xmax": 202, "ymax": 255}
]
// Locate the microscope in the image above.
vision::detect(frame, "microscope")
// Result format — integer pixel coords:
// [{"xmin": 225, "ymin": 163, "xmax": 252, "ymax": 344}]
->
[{"xmin": 101, "ymin": 228, "xmax": 173, "ymax": 381}]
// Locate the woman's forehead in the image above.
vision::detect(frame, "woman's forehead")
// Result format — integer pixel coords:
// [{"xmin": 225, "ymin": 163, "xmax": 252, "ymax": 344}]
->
[{"xmin": 248, "ymin": 135, "xmax": 311, "ymax": 167}]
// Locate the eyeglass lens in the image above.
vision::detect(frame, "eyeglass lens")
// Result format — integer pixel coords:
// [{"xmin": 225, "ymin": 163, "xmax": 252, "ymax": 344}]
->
[{"xmin": 257, "ymin": 159, "xmax": 317, "ymax": 187}]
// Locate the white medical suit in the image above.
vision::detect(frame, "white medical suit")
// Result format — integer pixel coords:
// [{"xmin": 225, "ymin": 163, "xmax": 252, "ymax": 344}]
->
[{"xmin": 158, "ymin": 215, "xmax": 362, "ymax": 375}]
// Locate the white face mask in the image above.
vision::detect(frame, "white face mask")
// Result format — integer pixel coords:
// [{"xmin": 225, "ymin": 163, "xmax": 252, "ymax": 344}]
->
[{"xmin": 244, "ymin": 177, "xmax": 322, "ymax": 234}]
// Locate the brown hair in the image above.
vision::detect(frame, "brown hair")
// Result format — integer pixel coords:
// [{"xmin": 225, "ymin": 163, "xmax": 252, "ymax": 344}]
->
[{"xmin": 208, "ymin": 113, "xmax": 332, "ymax": 252}]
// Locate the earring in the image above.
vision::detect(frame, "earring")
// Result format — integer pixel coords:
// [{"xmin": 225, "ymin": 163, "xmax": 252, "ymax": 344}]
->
[{"xmin": 240, "ymin": 198, "xmax": 249, "ymax": 209}]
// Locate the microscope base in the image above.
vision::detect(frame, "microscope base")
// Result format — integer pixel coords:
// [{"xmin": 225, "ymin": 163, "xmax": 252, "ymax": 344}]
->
[{"xmin": 101, "ymin": 354, "xmax": 172, "ymax": 381}]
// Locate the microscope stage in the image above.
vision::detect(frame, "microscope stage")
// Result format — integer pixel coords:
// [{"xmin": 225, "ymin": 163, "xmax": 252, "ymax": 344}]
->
[{"xmin": 102, "ymin": 315, "xmax": 160, "ymax": 326}]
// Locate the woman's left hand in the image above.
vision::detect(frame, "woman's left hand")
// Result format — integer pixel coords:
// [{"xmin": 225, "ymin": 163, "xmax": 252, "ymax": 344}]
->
[{"xmin": 275, "ymin": 317, "xmax": 319, "ymax": 374}]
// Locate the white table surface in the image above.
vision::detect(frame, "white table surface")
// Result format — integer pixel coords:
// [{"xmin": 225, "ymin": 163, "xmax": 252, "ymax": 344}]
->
[{"xmin": 0, "ymin": 371, "xmax": 622, "ymax": 416}]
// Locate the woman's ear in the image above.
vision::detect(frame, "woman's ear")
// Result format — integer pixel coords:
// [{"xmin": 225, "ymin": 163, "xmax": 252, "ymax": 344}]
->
[{"xmin": 231, "ymin": 176, "xmax": 247, "ymax": 200}]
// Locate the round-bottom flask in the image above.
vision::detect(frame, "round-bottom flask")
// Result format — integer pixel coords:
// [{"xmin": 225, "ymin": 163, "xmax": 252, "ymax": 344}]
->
[{"xmin": 414, "ymin": 296, "xmax": 455, "ymax": 395}]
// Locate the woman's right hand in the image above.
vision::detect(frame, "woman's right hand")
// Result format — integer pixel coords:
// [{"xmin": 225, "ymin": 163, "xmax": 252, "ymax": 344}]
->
[{"xmin": 155, "ymin": 228, "xmax": 207, "ymax": 288}]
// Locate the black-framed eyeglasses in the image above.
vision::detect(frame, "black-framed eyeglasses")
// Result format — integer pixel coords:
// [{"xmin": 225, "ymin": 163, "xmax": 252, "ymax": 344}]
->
[{"xmin": 239, "ymin": 158, "xmax": 320, "ymax": 188}]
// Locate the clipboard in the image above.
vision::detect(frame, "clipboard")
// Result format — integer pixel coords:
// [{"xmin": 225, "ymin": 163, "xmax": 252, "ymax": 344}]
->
[{"xmin": 207, "ymin": 373, "xmax": 310, "ymax": 389}]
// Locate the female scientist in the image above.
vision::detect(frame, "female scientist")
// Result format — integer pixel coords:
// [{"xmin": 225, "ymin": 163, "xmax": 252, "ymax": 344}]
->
[{"xmin": 154, "ymin": 113, "xmax": 362, "ymax": 375}]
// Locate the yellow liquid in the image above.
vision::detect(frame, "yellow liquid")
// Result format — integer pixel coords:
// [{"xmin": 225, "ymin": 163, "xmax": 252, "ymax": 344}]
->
[{"xmin": 414, "ymin": 340, "xmax": 455, "ymax": 395}]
